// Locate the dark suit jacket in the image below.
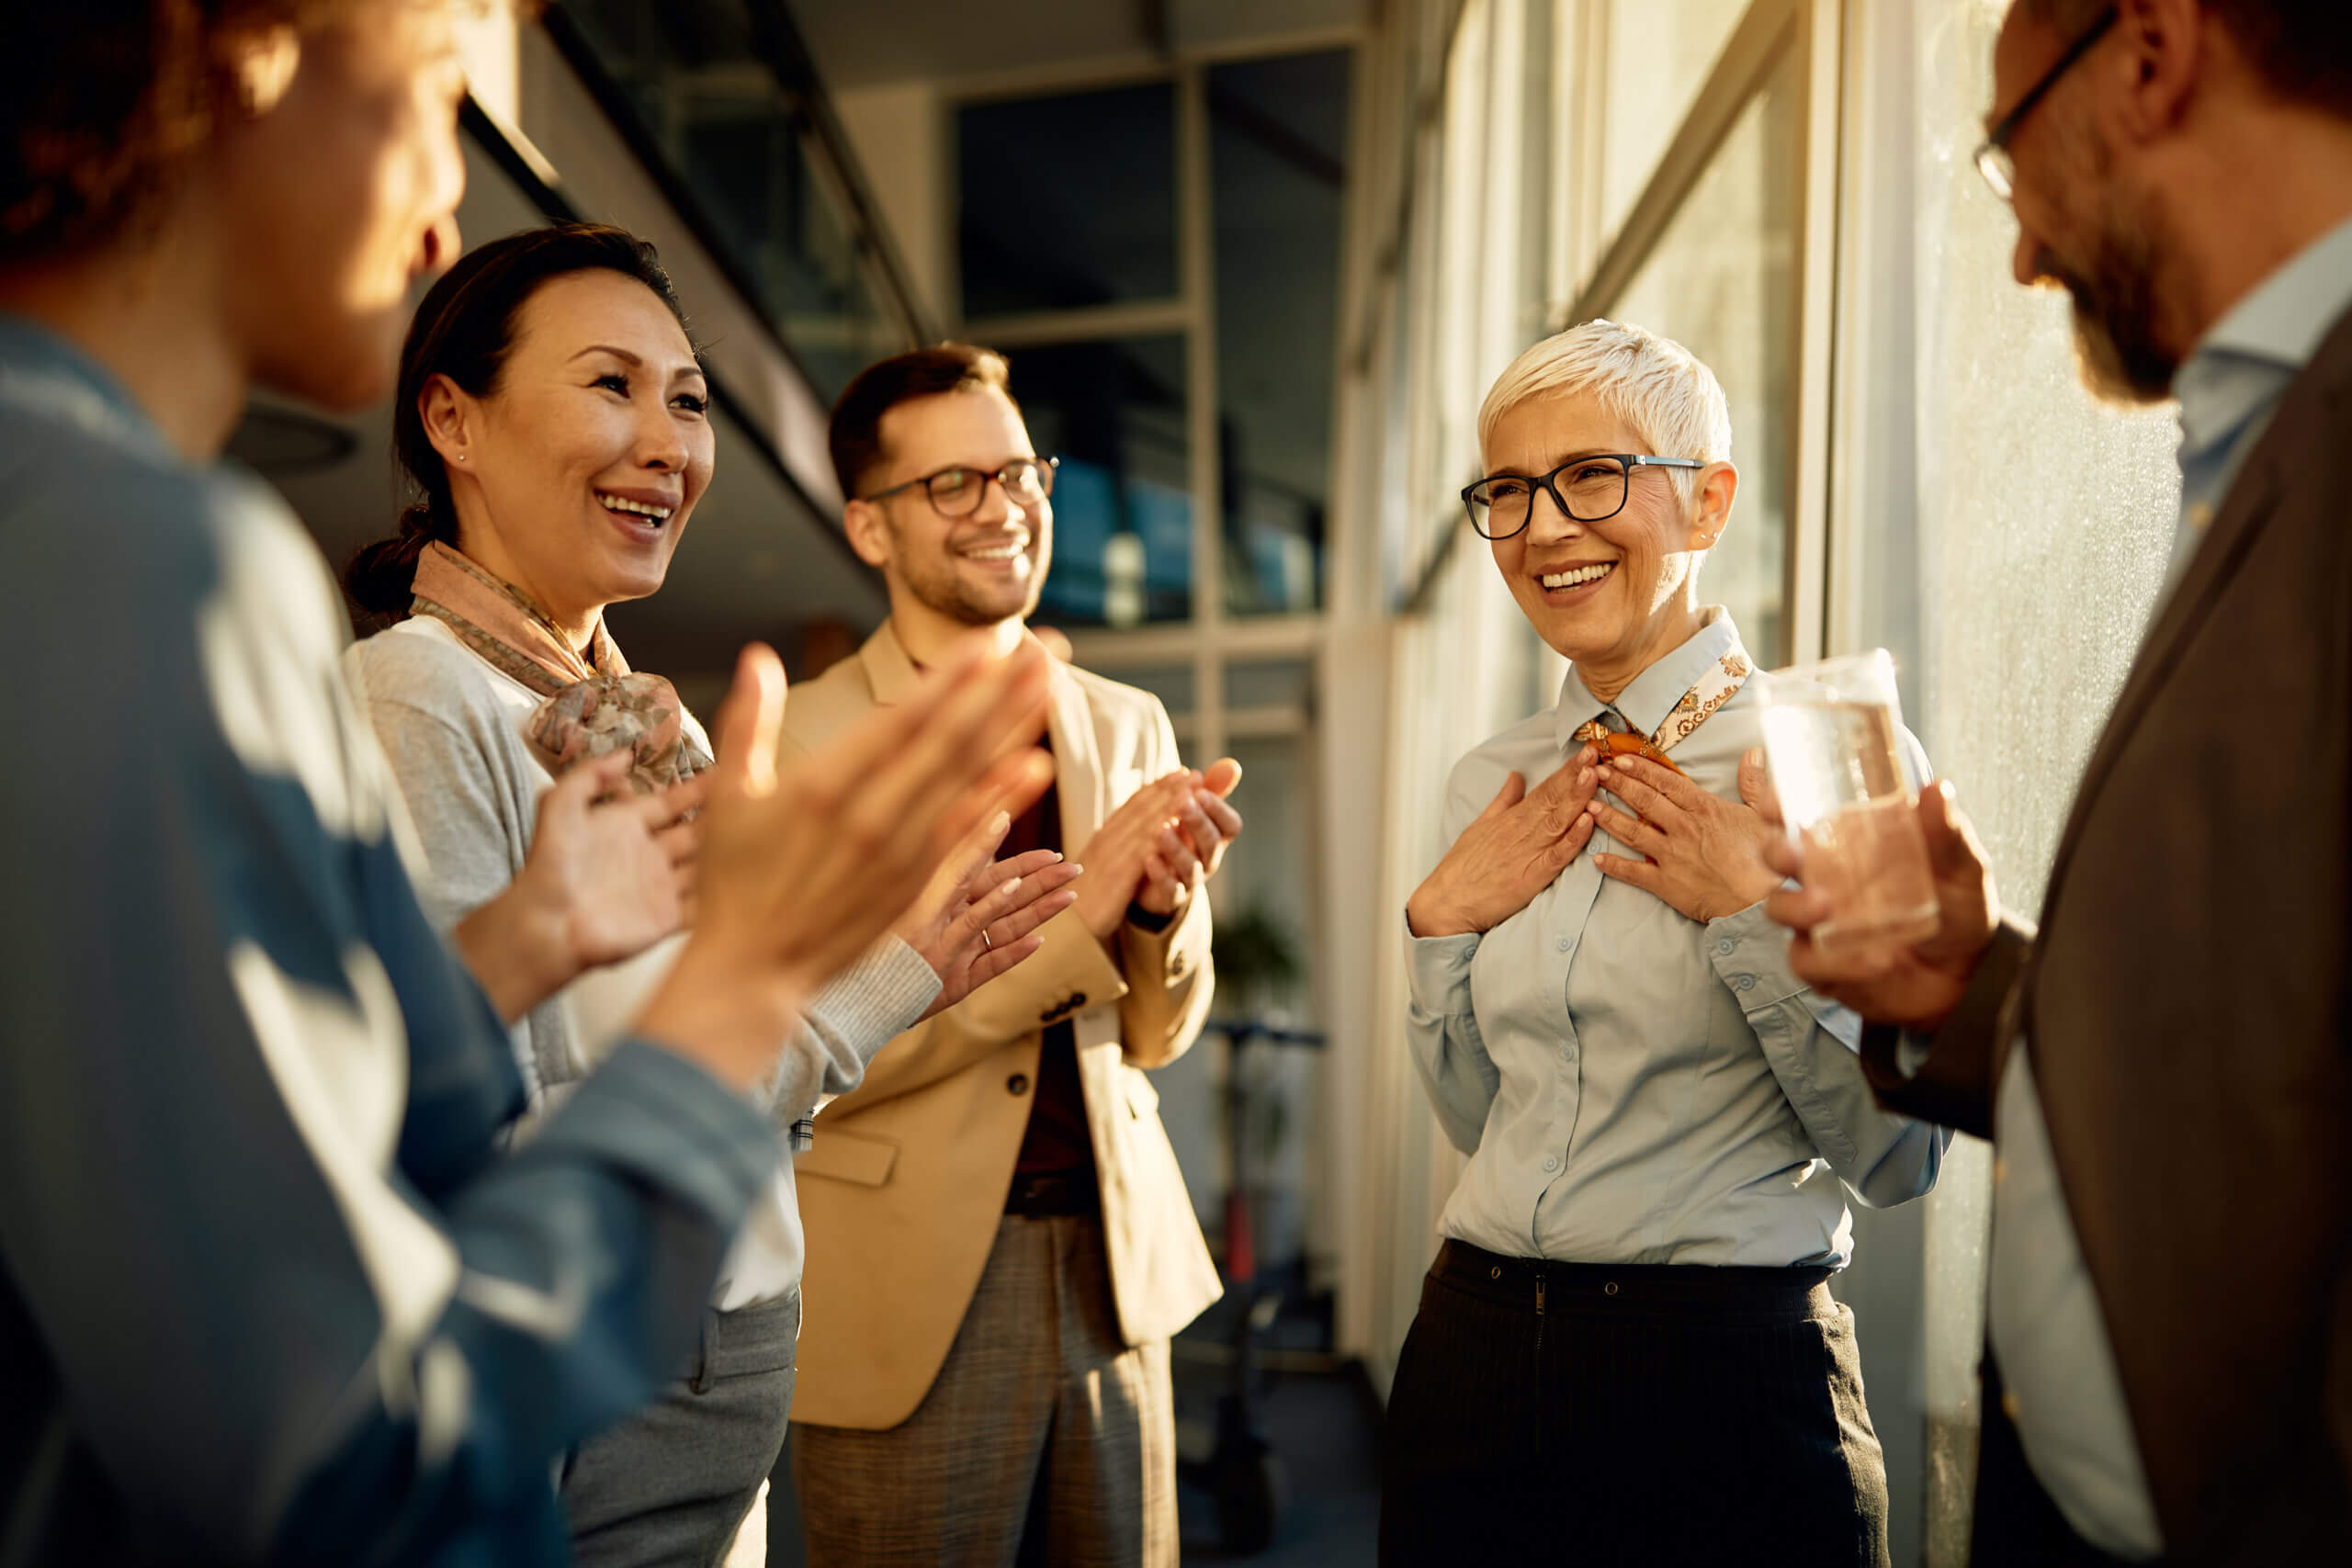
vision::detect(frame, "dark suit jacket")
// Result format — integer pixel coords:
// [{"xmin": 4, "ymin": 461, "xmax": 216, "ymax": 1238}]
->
[{"xmin": 1863, "ymin": 304, "xmax": 2352, "ymax": 1565}]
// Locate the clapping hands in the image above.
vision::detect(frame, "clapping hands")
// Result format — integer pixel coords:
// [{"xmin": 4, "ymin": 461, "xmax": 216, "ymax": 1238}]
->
[
  {"xmin": 1070, "ymin": 759, "xmax": 1244, "ymax": 942},
  {"xmin": 635, "ymin": 637, "xmax": 1057, "ymax": 1087}
]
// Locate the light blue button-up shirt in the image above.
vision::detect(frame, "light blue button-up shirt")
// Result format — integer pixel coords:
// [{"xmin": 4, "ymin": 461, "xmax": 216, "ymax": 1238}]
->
[
  {"xmin": 1406, "ymin": 611, "xmax": 1948, "ymax": 1267},
  {"xmin": 1988, "ymin": 213, "xmax": 2352, "ymax": 1562}
]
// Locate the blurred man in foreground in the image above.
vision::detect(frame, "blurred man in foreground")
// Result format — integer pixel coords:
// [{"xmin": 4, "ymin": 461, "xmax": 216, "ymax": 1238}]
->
[{"xmin": 1766, "ymin": 3, "xmax": 2352, "ymax": 1562}]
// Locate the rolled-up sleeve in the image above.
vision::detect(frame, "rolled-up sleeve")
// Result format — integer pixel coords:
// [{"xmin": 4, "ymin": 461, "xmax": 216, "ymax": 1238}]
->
[{"xmin": 1706, "ymin": 901, "xmax": 1949, "ymax": 1206}]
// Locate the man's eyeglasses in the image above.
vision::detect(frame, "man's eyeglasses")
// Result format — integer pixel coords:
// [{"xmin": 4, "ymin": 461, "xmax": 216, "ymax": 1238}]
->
[
  {"xmin": 1461, "ymin": 455, "xmax": 1705, "ymax": 541},
  {"xmin": 1974, "ymin": 6, "xmax": 2118, "ymax": 203},
  {"xmin": 862, "ymin": 457, "xmax": 1059, "ymax": 517}
]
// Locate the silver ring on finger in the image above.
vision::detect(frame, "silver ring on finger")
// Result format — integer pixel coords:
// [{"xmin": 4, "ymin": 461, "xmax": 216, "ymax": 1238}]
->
[{"xmin": 980, "ymin": 928, "xmax": 994, "ymax": 953}]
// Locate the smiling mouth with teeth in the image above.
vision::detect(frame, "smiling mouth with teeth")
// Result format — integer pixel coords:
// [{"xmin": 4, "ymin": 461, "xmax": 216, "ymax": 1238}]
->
[
  {"xmin": 597, "ymin": 492, "xmax": 675, "ymax": 524},
  {"xmin": 1539, "ymin": 562, "xmax": 1616, "ymax": 591},
  {"xmin": 961, "ymin": 540, "xmax": 1026, "ymax": 562}
]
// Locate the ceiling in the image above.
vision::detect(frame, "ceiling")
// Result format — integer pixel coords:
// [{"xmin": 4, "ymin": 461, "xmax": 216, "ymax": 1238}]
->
[
  {"xmin": 252, "ymin": 130, "xmax": 887, "ymax": 682},
  {"xmin": 790, "ymin": 0, "xmax": 1369, "ymax": 90}
]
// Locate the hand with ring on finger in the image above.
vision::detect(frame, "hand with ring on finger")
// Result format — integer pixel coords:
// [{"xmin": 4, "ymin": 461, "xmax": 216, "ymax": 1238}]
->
[{"xmin": 1136, "ymin": 758, "xmax": 1243, "ymax": 918}]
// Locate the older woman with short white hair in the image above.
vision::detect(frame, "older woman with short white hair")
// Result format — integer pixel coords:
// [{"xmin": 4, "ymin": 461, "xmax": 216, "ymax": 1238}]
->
[{"xmin": 1384, "ymin": 320, "xmax": 1948, "ymax": 1567}]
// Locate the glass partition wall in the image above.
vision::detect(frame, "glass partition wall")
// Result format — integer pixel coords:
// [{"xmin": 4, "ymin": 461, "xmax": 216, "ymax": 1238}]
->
[
  {"xmin": 954, "ymin": 56, "xmax": 1353, "ymax": 633},
  {"xmin": 551, "ymin": 0, "xmax": 929, "ymax": 400}
]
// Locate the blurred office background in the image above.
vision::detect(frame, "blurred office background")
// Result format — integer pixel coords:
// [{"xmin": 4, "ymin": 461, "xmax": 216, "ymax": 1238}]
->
[{"xmin": 249, "ymin": 2, "xmax": 2185, "ymax": 1561}]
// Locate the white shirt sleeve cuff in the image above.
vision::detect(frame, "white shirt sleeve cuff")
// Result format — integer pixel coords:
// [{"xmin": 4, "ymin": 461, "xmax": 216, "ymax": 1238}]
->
[{"xmin": 1403, "ymin": 915, "xmax": 1481, "ymax": 1016}]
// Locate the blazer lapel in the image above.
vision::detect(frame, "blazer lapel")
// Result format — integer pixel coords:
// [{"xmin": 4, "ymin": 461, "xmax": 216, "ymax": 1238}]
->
[
  {"xmin": 1046, "ymin": 660, "xmax": 1108, "ymax": 850},
  {"xmin": 865, "ymin": 622, "xmax": 1107, "ymax": 843}
]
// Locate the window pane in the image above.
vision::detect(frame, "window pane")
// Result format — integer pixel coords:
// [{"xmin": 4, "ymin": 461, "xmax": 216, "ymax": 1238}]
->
[
  {"xmin": 1220, "ymin": 732, "xmax": 1318, "ymax": 1030},
  {"xmin": 1009, "ymin": 336, "xmax": 1193, "ymax": 626},
  {"xmin": 1209, "ymin": 51, "xmax": 1351, "ymax": 617},
  {"xmin": 557, "ymin": 0, "xmax": 901, "ymax": 402},
  {"xmin": 1891, "ymin": 4, "xmax": 2179, "ymax": 1553},
  {"xmin": 1108, "ymin": 662, "xmax": 1195, "ymax": 716},
  {"xmin": 1611, "ymin": 46, "xmax": 1800, "ymax": 663},
  {"xmin": 957, "ymin": 85, "xmax": 1180, "ymax": 318},
  {"xmin": 1600, "ymin": 0, "xmax": 1753, "ymax": 243},
  {"xmin": 1216, "ymin": 731, "xmax": 1322, "ymax": 1271},
  {"xmin": 1225, "ymin": 659, "xmax": 1315, "ymax": 713}
]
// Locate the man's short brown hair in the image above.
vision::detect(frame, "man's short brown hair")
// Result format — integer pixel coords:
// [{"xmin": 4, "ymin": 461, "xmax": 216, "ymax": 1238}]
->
[
  {"xmin": 2018, "ymin": 2, "xmax": 2351, "ymax": 118},
  {"xmin": 828, "ymin": 343, "xmax": 1017, "ymax": 502}
]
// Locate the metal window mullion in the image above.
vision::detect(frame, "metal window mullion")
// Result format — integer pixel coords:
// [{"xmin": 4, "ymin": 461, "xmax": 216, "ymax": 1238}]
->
[
  {"xmin": 1786, "ymin": 0, "xmax": 1844, "ymax": 666},
  {"xmin": 1480, "ymin": 0, "xmax": 1528, "ymax": 373},
  {"xmin": 1569, "ymin": 0, "xmax": 1611, "ymax": 299},
  {"xmin": 1180, "ymin": 62, "xmax": 1227, "ymax": 778},
  {"xmin": 1067, "ymin": 613, "xmax": 1323, "ymax": 669},
  {"xmin": 1556, "ymin": 0, "xmax": 1804, "ymax": 330},
  {"xmin": 1324, "ymin": 40, "xmax": 1378, "ymax": 622},
  {"xmin": 960, "ymin": 299, "xmax": 1193, "ymax": 348}
]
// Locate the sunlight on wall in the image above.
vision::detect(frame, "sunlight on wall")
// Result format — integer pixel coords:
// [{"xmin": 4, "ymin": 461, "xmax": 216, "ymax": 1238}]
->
[{"xmin": 1903, "ymin": 4, "xmax": 2179, "ymax": 1558}]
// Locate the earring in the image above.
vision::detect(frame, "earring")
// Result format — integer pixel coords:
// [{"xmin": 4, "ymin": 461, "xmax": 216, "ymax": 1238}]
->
[{"xmin": 455, "ymin": 454, "xmax": 468, "ymax": 462}]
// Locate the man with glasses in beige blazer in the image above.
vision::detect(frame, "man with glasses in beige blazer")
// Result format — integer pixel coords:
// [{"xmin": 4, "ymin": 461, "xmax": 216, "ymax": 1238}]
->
[{"xmin": 782, "ymin": 344, "xmax": 1238, "ymax": 1567}]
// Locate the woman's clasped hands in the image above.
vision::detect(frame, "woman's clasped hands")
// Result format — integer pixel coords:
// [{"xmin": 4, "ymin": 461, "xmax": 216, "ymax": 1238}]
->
[
  {"xmin": 1404, "ymin": 743, "xmax": 1789, "ymax": 942},
  {"xmin": 1587, "ymin": 750, "xmax": 1781, "ymax": 923}
]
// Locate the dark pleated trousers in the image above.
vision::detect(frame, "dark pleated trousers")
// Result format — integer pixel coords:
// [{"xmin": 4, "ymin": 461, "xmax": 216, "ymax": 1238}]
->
[{"xmin": 1380, "ymin": 1241, "xmax": 1891, "ymax": 1568}]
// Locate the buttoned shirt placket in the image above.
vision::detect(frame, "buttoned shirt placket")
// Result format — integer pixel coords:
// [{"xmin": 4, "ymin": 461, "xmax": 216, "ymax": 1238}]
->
[{"xmin": 1524, "ymin": 657, "xmax": 1752, "ymax": 1250}]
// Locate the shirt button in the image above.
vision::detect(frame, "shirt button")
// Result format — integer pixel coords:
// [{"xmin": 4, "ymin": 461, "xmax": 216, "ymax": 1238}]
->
[
  {"xmin": 1736, "ymin": 975, "xmax": 1756, "ymax": 992},
  {"xmin": 1716, "ymin": 937, "xmax": 1736, "ymax": 956},
  {"xmin": 1007, "ymin": 1074, "xmax": 1031, "ymax": 1096},
  {"xmin": 1543, "ymin": 1155, "xmax": 1561, "ymax": 1172},
  {"xmin": 1556, "ymin": 937, "xmax": 1572, "ymax": 953}
]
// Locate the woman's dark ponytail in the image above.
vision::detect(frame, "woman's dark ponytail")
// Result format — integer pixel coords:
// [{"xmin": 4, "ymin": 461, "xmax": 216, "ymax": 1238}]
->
[
  {"xmin": 343, "ymin": 501, "xmax": 455, "ymax": 621},
  {"xmin": 342, "ymin": 221, "xmax": 691, "ymax": 623}
]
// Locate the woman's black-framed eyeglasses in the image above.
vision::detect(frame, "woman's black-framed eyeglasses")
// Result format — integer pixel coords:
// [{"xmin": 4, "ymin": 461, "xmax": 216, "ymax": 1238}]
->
[
  {"xmin": 1461, "ymin": 455, "xmax": 1705, "ymax": 541},
  {"xmin": 861, "ymin": 457, "xmax": 1059, "ymax": 517},
  {"xmin": 1974, "ymin": 6, "xmax": 2118, "ymax": 203}
]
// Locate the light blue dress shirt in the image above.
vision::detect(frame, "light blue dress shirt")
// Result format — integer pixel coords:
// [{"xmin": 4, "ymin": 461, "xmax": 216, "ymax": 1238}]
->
[
  {"xmin": 1406, "ymin": 611, "xmax": 1948, "ymax": 1267},
  {"xmin": 1988, "ymin": 213, "xmax": 2352, "ymax": 1562}
]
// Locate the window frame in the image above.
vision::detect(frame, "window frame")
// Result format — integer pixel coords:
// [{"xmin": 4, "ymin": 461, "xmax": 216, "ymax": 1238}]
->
[{"xmin": 938, "ymin": 36, "xmax": 1367, "ymax": 792}]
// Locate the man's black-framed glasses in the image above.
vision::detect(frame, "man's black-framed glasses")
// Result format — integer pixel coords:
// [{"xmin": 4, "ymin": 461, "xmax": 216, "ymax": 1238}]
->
[
  {"xmin": 862, "ymin": 457, "xmax": 1059, "ymax": 516},
  {"xmin": 1974, "ymin": 6, "xmax": 2118, "ymax": 202},
  {"xmin": 1461, "ymin": 455, "xmax": 1705, "ymax": 540}
]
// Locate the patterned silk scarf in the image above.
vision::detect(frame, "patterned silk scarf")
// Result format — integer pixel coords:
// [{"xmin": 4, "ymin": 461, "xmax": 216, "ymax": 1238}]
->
[
  {"xmin": 1570, "ymin": 641, "xmax": 1755, "ymax": 772},
  {"xmin": 411, "ymin": 542, "xmax": 711, "ymax": 794}
]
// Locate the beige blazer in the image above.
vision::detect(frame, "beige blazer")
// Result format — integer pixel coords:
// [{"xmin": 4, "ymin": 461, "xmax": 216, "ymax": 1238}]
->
[{"xmin": 778, "ymin": 623, "xmax": 1224, "ymax": 1430}]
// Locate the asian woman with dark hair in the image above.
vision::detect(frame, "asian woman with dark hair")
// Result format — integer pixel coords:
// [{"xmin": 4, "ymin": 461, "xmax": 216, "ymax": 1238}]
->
[{"xmin": 342, "ymin": 221, "xmax": 1080, "ymax": 1566}]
